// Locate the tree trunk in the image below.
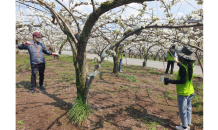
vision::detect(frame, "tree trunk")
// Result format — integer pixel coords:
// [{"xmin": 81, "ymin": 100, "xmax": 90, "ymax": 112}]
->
[
  {"xmin": 142, "ymin": 61, "xmax": 145, "ymax": 67},
  {"xmin": 75, "ymin": 63, "xmax": 84, "ymax": 99},
  {"xmin": 163, "ymin": 55, "xmax": 165, "ymax": 71},
  {"xmin": 145, "ymin": 53, "xmax": 149, "ymax": 67},
  {"xmin": 59, "ymin": 39, "xmax": 68, "ymax": 55},
  {"xmin": 143, "ymin": 48, "xmax": 147, "ymax": 67},
  {"xmin": 113, "ymin": 57, "xmax": 119, "ymax": 74},
  {"xmin": 154, "ymin": 50, "xmax": 160, "ymax": 61},
  {"xmin": 85, "ymin": 78, "xmax": 91, "ymax": 104},
  {"xmin": 46, "ymin": 45, "xmax": 56, "ymax": 59},
  {"xmin": 144, "ymin": 56, "xmax": 148, "ymax": 66},
  {"xmin": 195, "ymin": 51, "xmax": 203, "ymax": 75},
  {"xmin": 164, "ymin": 57, "xmax": 167, "ymax": 61},
  {"xmin": 64, "ymin": 34, "xmax": 89, "ymax": 102}
]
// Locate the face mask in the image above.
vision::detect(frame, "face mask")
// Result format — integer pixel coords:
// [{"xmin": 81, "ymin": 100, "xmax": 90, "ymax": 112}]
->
[{"xmin": 36, "ymin": 38, "xmax": 41, "ymax": 42}]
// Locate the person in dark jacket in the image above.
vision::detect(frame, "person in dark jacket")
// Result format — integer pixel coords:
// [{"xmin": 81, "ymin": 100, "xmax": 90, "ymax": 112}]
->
[
  {"xmin": 17, "ymin": 32, "xmax": 59, "ymax": 93},
  {"xmin": 164, "ymin": 46, "xmax": 196, "ymax": 130}
]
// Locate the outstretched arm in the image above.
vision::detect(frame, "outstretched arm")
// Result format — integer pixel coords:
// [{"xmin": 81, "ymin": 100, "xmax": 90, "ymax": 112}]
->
[
  {"xmin": 17, "ymin": 43, "xmax": 28, "ymax": 50},
  {"xmin": 164, "ymin": 63, "xmax": 186, "ymax": 84},
  {"xmin": 168, "ymin": 63, "xmax": 186, "ymax": 84},
  {"xmin": 41, "ymin": 43, "xmax": 53, "ymax": 55}
]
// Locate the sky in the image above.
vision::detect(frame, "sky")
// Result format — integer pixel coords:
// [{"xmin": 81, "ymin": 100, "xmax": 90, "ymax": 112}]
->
[{"xmin": 16, "ymin": 0, "xmax": 203, "ymax": 25}]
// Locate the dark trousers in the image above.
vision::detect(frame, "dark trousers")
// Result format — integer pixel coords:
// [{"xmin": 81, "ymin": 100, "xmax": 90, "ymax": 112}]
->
[
  {"xmin": 31, "ymin": 63, "xmax": 45, "ymax": 89},
  {"xmin": 165, "ymin": 61, "xmax": 175, "ymax": 74}
]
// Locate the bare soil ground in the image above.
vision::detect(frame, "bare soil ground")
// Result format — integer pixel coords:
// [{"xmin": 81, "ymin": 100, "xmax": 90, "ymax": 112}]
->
[{"xmin": 16, "ymin": 53, "xmax": 203, "ymax": 130}]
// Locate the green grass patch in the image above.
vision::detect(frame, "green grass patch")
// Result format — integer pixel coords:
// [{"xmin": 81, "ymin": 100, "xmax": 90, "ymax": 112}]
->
[
  {"xmin": 68, "ymin": 94, "xmax": 92, "ymax": 126},
  {"xmin": 16, "ymin": 120, "xmax": 24, "ymax": 125},
  {"xmin": 193, "ymin": 82, "xmax": 203, "ymax": 93},
  {"xmin": 192, "ymin": 82, "xmax": 203, "ymax": 112},
  {"xmin": 26, "ymin": 76, "xmax": 31, "ymax": 79},
  {"xmin": 90, "ymin": 62, "xmax": 97, "ymax": 65},
  {"xmin": 59, "ymin": 55, "xmax": 74, "ymax": 63},
  {"xmin": 143, "ymin": 80, "xmax": 147, "ymax": 83},
  {"xmin": 46, "ymin": 63, "xmax": 53, "ymax": 66},
  {"xmin": 192, "ymin": 95, "xmax": 203, "ymax": 112},
  {"xmin": 147, "ymin": 69, "xmax": 162, "ymax": 75},
  {"xmin": 102, "ymin": 60, "xmax": 113, "ymax": 66},
  {"xmin": 118, "ymin": 73, "xmax": 138, "ymax": 82},
  {"xmin": 156, "ymin": 94, "xmax": 165, "ymax": 99},
  {"xmin": 147, "ymin": 67, "xmax": 156, "ymax": 69},
  {"xmin": 150, "ymin": 71, "xmax": 162, "ymax": 75},
  {"xmin": 130, "ymin": 85, "xmax": 137, "ymax": 90},
  {"xmin": 59, "ymin": 63, "xmax": 64, "ymax": 67},
  {"xmin": 141, "ymin": 118, "xmax": 164, "ymax": 129},
  {"xmin": 146, "ymin": 89, "xmax": 152, "ymax": 98},
  {"xmin": 101, "ymin": 65, "xmax": 110, "ymax": 67},
  {"xmin": 117, "ymin": 85, "xmax": 128, "ymax": 91},
  {"xmin": 163, "ymin": 90, "xmax": 175, "ymax": 100}
]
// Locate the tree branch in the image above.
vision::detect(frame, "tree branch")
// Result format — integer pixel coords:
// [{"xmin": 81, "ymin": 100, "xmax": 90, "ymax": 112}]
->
[
  {"xmin": 91, "ymin": 20, "xmax": 116, "ymax": 33},
  {"xmin": 37, "ymin": 0, "xmax": 78, "ymax": 54},
  {"xmin": 79, "ymin": 0, "xmax": 157, "ymax": 55},
  {"xmin": 147, "ymin": 30, "xmax": 203, "ymax": 51},
  {"xmin": 55, "ymin": 0, "xmax": 81, "ymax": 33},
  {"xmin": 91, "ymin": 0, "xmax": 96, "ymax": 15},
  {"xmin": 16, "ymin": 24, "xmax": 41, "ymax": 28}
]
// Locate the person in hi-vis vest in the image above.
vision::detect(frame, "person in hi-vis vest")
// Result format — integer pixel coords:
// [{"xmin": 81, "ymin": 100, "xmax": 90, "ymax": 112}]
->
[
  {"xmin": 165, "ymin": 45, "xmax": 177, "ymax": 76},
  {"xmin": 164, "ymin": 46, "xmax": 196, "ymax": 130}
]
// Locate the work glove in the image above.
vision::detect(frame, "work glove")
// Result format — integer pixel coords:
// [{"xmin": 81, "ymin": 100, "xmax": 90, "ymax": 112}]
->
[
  {"xmin": 164, "ymin": 78, "xmax": 170, "ymax": 85},
  {"xmin": 24, "ymin": 42, "xmax": 31, "ymax": 45},
  {"xmin": 52, "ymin": 53, "xmax": 60, "ymax": 57}
]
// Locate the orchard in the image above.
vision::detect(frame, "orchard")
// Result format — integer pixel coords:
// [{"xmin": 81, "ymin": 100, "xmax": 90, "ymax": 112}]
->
[{"xmin": 16, "ymin": 0, "xmax": 203, "ymax": 129}]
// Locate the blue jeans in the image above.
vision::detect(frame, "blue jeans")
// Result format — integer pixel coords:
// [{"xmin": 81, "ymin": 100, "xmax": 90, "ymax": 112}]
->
[
  {"xmin": 118, "ymin": 59, "xmax": 123, "ymax": 71},
  {"xmin": 177, "ymin": 93, "xmax": 194, "ymax": 127}
]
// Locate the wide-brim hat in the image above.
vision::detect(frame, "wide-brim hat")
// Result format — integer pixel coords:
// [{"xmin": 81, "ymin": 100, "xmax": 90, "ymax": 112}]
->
[{"xmin": 175, "ymin": 46, "xmax": 196, "ymax": 62}]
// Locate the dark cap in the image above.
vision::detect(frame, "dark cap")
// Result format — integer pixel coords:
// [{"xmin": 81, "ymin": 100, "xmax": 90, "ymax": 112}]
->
[{"xmin": 32, "ymin": 32, "xmax": 42, "ymax": 38}]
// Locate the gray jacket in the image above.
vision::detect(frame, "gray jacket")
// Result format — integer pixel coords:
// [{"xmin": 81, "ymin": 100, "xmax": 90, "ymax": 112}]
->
[{"xmin": 18, "ymin": 40, "xmax": 52, "ymax": 64}]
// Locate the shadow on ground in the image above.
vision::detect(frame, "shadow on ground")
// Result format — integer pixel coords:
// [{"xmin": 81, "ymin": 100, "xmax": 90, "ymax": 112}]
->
[{"xmin": 16, "ymin": 81, "xmax": 75, "ymax": 129}]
